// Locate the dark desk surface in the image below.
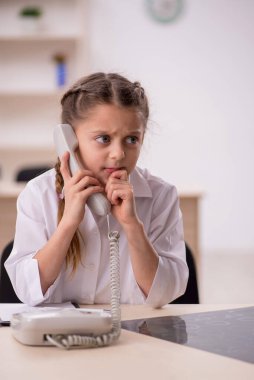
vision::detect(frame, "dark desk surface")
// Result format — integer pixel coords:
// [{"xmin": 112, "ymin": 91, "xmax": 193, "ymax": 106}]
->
[{"xmin": 122, "ymin": 306, "xmax": 254, "ymax": 364}]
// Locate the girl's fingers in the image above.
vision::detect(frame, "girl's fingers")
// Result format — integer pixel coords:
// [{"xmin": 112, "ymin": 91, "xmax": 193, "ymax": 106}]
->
[
  {"xmin": 71, "ymin": 169, "xmax": 96, "ymax": 184},
  {"xmin": 109, "ymin": 169, "xmax": 128, "ymax": 181},
  {"xmin": 106, "ymin": 170, "xmax": 130, "ymax": 203},
  {"xmin": 74, "ymin": 176, "xmax": 102, "ymax": 192},
  {"xmin": 111, "ymin": 189, "xmax": 127, "ymax": 205},
  {"xmin": 105, "ymin": 169, "xmax": 128, "ymax": 193},
  {"xmin": 60, "ymin": 151, "xmax": 72, "ymax": 181},
  {"xmin": 107, "ymin": 183, "xmax": 133, "ymax": 205},
  {"xmin": 60, "ymin": 151, "xmax": 98, "ymax": 186},
  {"xmin": 80, "ymin": 185, "xmax": 104, "ymax": 199}
]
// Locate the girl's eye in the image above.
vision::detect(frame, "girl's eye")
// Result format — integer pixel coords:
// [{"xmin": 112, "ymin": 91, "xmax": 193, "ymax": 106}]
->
[
  {"xmin": 96, "ymin": 135, "xmax": 110, "ymax": 144},
  {"xmin": 126, "ymin": 136, "xmax": 138, "ymax": 144}
]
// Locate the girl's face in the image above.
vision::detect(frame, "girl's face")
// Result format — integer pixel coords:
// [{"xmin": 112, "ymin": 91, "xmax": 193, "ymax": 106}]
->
[{"xmin": 74, "ymin": 104, "xmax": 145, "ymax": 185}]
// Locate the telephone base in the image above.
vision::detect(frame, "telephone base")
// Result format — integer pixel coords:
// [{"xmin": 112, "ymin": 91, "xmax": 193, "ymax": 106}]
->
[{"xmin": 11, "ymin": 308, "xmax": 112, "ymax": 346}]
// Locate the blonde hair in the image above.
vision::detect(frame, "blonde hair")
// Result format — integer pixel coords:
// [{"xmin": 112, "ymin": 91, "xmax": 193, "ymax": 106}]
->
[
  {"xmin": 55, "ymin": 72, "xmax": 149, "ymax": 272},
  {"xmin": 55, "ymin": 159, "xmax": 81, "ymax": 272}
]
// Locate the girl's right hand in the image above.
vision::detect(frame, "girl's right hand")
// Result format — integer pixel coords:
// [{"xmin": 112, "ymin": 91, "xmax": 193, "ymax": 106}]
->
[{"xmin": 60, "ymin": 151, "xmax": 104, "ymax": 227}]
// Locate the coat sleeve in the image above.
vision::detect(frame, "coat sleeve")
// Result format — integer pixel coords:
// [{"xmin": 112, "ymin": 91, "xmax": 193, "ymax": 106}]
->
[
  {"xmin": 4, "ymin": 180, "xmax": 62, "ymax": 306},
  {"xmin": 144, "ymin": 185, "xmax": 189, "ymax": 308}
]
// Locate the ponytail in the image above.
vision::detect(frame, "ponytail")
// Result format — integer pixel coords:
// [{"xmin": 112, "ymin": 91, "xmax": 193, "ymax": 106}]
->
[{"xmin": 55, "ymin": 160, "xmax": 81, "ymax": 273}]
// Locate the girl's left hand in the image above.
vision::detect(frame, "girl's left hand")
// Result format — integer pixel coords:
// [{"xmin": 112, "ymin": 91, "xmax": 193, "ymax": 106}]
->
[{"xmin": 105, "ymin": 170, "xmax": 139, "ymax": 227}]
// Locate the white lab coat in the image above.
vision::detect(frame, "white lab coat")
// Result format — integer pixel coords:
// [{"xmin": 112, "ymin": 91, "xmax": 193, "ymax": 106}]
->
[{"xmin": 5, "ymin": 167, "xmax": 188, "ymax": 307}]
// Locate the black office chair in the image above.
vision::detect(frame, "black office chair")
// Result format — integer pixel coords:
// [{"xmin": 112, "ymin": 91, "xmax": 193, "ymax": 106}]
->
[
  {"xmin": 15, "ymin": 166, "xmax": 51, "ymax": 182},
  {"xmin": 0, "ymin": 240, "xmax": 198, "ymax": 304},
  {"xmin": 0, "ymin": 240, "xmax": 22, "ymax": 303},
  {"xmin": 170, "ymin": 243, "xmax": 199, "ymax": 304}
]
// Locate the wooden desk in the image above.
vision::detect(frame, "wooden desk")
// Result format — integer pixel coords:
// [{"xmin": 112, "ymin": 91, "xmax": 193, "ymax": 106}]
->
[
  {"xmin": 0, "ymin": 182, "xmax": 25, "ymax": 254},
  {"xmin": 178, "ymin": 190, "xmax": 202, "ymax": 269},
  {"xmin": 0, "ymin": 304, "xmax": 253, "ymax": 380}
]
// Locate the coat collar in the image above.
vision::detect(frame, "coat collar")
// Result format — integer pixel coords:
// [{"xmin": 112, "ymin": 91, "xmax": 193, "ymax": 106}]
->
[{"xmin": 130, "ymin": 167, "xmax": 152, "ymax": 198}]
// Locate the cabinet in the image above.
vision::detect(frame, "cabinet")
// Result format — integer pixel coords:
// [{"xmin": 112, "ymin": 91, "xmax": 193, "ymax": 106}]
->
[{"xmin": 0, "ymin": 0, "xmax": 87, "ymax": 181}]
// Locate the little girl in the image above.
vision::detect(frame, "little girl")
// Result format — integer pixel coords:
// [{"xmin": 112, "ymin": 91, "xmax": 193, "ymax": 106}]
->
[{"xmin": 5, "ymin": 72, "xmax": 188, "ymax": 307}]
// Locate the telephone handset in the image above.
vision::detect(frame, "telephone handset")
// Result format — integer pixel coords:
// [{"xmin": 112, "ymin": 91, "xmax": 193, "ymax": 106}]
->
[{"xmin": 53, "ymin": 123, "xmax": 111, "ymax": 216}]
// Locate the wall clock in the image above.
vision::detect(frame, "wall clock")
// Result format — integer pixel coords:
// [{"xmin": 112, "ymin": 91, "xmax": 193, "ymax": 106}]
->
[{"xmin": 146, "ymin": 0, "xmax": 183, "ymax": 23}]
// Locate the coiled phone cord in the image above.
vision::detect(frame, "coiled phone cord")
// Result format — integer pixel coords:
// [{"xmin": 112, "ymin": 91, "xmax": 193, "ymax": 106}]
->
[{"xmin": 46, "ymin": 229, "xmax": 121, "ymax": 349}]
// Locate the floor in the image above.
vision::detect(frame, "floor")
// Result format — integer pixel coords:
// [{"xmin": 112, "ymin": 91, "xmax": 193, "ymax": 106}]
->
[{"xmin": 199, "ymin": 253, "xmax": 254, "ymax": 304}]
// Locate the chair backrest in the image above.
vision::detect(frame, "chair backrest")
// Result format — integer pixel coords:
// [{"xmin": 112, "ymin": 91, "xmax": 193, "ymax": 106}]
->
[
  {"xmin": 170, "ymin": 243, "xmax": 199, "ymax": 304},
  {"xmin": 0, "ymin": 240, "xmax": 22, "ymax": 303},
  {"xmin": 15, "ymin": 166, "xmax": 51, "ymax": 182}
]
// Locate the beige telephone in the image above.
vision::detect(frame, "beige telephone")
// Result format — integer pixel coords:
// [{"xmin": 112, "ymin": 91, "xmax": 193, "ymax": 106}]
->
[
  {"xmin": 11, "ymin": 308, "xmax": 113, "ymax": 347},
  {"xmin": 53, "ymin": 123, "xmax": 111, "ymax": 216}
]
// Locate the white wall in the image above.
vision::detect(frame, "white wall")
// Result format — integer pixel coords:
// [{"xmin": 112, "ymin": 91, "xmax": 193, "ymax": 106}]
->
[{"xmin": 85, "ymin": 0, "xmax": 254, "ymax": 255}]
